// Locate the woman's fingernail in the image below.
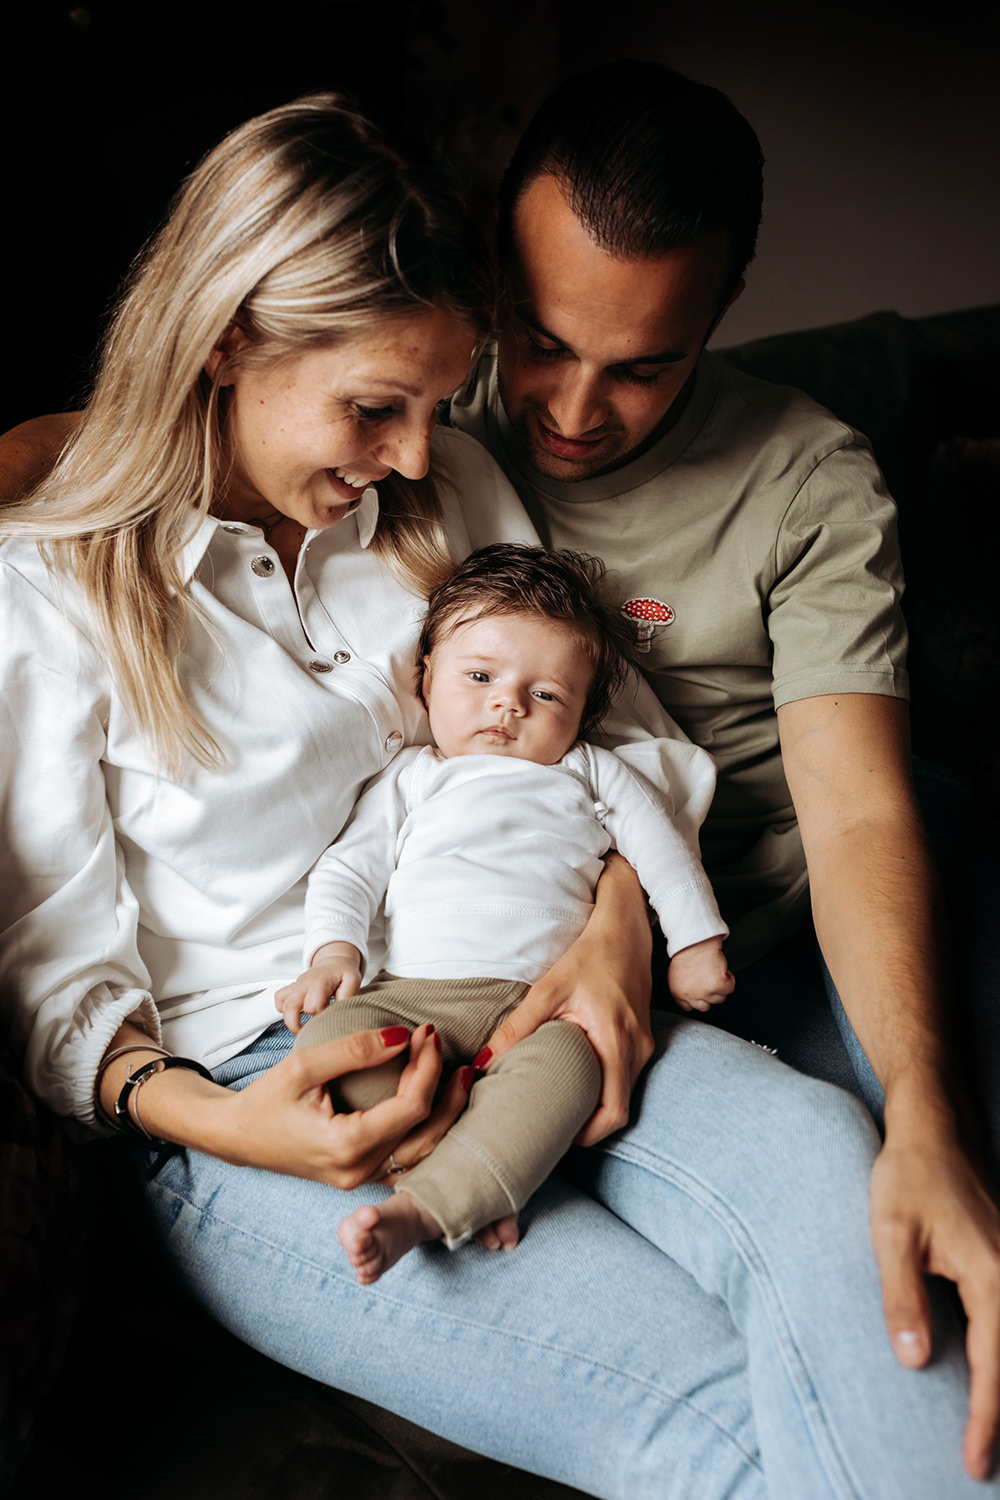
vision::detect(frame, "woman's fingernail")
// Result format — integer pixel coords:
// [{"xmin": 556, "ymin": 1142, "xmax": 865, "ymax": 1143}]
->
[
  {"xmin": 381, "ymin": 1026, "xmax": 409, "ymax": 1046},
  {"xmin": 472, "ymin": 1047, "xmax": 493, "ymax": 1071},
  {"xmin": 460, "ymin": 1066, "xmax": 474, "ymax": 1092},
  {"xmin": 433, "ymin": 1032, "xmax": 443, "ymax": 1054},
  {"xmin": 425, "ymin": 1024, "xmax": 435, "ymax": 1035}
]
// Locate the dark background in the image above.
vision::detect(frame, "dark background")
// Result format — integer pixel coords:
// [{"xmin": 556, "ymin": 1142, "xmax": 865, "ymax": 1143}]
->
[{"xmin": 2, "ymin": 1, "xmax": 998, "ymax": 431}]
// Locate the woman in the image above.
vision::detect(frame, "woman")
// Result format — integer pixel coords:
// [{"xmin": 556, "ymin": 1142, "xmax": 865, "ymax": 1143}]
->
[{"xmin": 0, "ymin": 94, "xmax": 990, "ymax": 1498}]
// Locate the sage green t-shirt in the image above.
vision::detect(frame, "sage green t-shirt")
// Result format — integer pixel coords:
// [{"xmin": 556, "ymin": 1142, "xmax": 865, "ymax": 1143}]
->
[{"xmin": 449, "ymin": 350, "xmax": 909, "ymax": 967}]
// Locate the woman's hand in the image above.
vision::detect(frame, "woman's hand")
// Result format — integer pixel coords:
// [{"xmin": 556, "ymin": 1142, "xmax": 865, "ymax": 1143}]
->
[
  {"xmin": 476, "ymin": 853, "xmax": 654, "ymax": 1147},
  {"xmin": 99, "ymin": 1019, "xmax": 459, "ymax": 1188}
]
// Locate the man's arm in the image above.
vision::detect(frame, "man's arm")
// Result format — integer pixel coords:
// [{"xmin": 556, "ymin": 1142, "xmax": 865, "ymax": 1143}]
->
[
  {"xmin": 779, "ymin": 690, "xmax": 1000, "ymax": 1481},
  {"xmin": 0, "ymin": 413, "xmax": 80, "ymax": 502}
]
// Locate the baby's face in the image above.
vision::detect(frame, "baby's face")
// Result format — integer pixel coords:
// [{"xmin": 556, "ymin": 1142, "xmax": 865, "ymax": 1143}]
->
[{"xmin": 422, "ymin": 611, "xmax": 594, "ymax": 765}]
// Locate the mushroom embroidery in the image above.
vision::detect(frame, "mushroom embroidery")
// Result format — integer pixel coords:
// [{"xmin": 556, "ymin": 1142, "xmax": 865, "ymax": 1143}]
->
[{"xmin": 620, "ymin": 597, "xmax": 675, "ymax": 652}]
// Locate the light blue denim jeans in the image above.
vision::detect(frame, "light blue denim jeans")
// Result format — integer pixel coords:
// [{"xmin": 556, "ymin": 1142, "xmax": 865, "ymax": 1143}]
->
[{"xmin": 140, "ymin": 1015, "xmax": 988, "ymax": 1500}]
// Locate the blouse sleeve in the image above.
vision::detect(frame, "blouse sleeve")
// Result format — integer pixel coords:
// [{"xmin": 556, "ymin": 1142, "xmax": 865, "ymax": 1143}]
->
[{"xmin": 0, "ymin": 556, "xmax": 160, "ymax": 1126}]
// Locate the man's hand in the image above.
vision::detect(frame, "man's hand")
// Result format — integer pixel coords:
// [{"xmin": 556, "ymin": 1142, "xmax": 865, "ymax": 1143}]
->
[
  {"xmin": 780, "ymin": 692, "xmax": 1000, "ymax": 1477},
  {"xmin": 274, "ymin": 942, "xmax": 363, "ymax": 1033},
  {"xmin": 0, "ymin": 413, "xmax": 81, "ymax": 503},
  {"xmin": 479, "ymin": 852, "xmax": 654, "ymax": 1145},
  {"xmin": 871, "ymin": 1108, "xmax": 1000, "ymax": 1481}
]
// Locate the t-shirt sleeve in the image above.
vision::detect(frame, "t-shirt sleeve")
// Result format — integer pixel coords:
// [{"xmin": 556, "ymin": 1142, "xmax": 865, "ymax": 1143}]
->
[{"xmin": 768, "ymin": 442, "xmax": 909, "ymax": 709}]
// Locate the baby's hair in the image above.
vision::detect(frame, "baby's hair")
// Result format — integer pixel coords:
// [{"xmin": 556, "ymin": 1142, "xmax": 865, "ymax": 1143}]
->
[{"xmin": 417, "ymin": 543, "xmax": 635, "ymax": 735}]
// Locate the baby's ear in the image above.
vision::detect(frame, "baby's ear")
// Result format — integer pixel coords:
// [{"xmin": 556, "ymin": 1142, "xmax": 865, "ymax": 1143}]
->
[{"xmin": 417, "ymin": 656, "xmax": 432, "ymax": 708}]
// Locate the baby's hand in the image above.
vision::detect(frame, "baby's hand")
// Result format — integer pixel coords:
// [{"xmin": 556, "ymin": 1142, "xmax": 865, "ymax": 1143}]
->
[
  {"xmin": 274, "ymin": 943, "xmax": 363, "ymax": 1033},
  {"xmin": 668, "ymin": 936, "xmax": 735, "ymax": 1013}
]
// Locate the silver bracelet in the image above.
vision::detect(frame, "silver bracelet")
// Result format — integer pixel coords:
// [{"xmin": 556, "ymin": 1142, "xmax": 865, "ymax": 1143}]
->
[{"xmin": 94, "ymin": 1043, "xmax": 170, "ymax": 1132}]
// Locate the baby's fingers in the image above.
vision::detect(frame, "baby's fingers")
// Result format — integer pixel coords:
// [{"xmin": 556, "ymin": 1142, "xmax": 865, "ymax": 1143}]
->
[{"xmin": 275, "ymin": 985, "xmax": 306, "ymax": 1033}]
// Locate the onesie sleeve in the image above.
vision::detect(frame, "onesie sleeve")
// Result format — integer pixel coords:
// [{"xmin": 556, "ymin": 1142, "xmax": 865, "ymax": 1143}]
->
[
  {"xmin": 0, "ymin": 556, "xmax": 161, "ymax": 1126},
  {"xmin": 768, "ymin": 442, "xmax": 909, "ymax": 708},
  {"xmin": 302, "ymin": 751, "xmax": 417, "ymax": 971},
  {"xmin": 582, "ymin": 745, "xmax": 728, "ymax": 956}
]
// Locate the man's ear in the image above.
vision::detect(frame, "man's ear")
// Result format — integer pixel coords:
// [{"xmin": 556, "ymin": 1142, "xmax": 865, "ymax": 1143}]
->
[{"xmin": 204, "ymin": 322, "xmax": 248, "ymax": 384}]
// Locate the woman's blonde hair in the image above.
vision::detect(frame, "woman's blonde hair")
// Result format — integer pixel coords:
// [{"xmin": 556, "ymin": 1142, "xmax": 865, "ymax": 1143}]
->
[{"xmin": 0, "ymin": 93, "xmax": 495, "ymax": 773}]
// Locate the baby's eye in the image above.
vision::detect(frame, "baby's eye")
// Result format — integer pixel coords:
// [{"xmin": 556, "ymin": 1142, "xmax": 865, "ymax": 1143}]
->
[
  {"xmin": 532, "ymin": 689, "xmax": 556, "ymax": 702},
  {"xmin": 468, "ymin": 671, "xmax": 491, "ymax": 683}
]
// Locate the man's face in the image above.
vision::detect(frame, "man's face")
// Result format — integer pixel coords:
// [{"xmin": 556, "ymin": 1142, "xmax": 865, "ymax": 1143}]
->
[{"xmin": 497, "ymin": 173, "xmax": 740, "ymax": 481}]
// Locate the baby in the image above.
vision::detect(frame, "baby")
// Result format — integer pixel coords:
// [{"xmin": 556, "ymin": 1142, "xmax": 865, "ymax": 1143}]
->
[{"xmin": 278, "ymin": 543, "xmax": 733, "ymax": 1283}]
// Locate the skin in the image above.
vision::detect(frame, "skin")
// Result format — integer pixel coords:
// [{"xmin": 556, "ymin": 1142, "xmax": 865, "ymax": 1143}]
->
[
  {"xmin": 483, "ymin": 170, "xmax": 1000, "ymax": 1481},
  {"xmin": 496, "ymin": 173, "xmax": 741, "ymax": 482},
  {"xmin": 207, "ymin": 310, "xmax": 477, "ymax": 581}
]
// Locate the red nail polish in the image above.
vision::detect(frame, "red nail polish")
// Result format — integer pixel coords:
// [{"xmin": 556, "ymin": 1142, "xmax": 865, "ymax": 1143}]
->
[
  {"xmin": 472, "ymin": 1047, "xmax": 493, "ymax": 1071},
  {"xmin": 381, "ymin": 1026, "xmax": 409, "ymax": 1047},
  {"xmin": 425, "ymin": 1024, "xmax": 436, "ymax": 1035},
  {"xmin": 433, "ymin": 1032, "xmax": 443, "ymax": 1053},
  {"xmin": 460, "ymin": 1066, "xmax": 474, "ymax": 1092}
]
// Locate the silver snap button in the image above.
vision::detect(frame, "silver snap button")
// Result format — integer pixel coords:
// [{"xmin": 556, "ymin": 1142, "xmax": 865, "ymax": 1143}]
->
[
  {"xmin": 222, "ymin": 524, "xmax": 244, "ymax": 534},
  {"xmin": 309, "ymin": 660, "xmax": 333, "ymax": 674},
  {"xmin": 384, "ymin": 731, "xmax": 403, "ymax": 752},
  {"xmin": 333, "ymin": 650, "xmax": 351, "ymax": 664},
  {"xmin": 251, "ymin": 556, "xmax": 275, "ymax": 577}
]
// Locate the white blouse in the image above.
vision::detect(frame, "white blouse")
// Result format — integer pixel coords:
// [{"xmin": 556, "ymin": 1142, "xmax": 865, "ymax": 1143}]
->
[{"xmin": 0, "ymin": 427, "xmax": 706, "ymax": 1125}]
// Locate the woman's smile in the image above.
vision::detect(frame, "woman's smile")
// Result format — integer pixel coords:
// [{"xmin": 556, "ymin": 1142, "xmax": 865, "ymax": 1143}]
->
[{"xmin": 212, "ymin": 308, "xmax": 478, "ymax": 533}]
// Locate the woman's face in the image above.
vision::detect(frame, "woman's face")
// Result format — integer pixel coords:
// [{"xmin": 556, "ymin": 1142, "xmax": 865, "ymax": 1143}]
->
[{"xmin": 215, "ymin": 308, "xmax": 478, "ymax": 530}]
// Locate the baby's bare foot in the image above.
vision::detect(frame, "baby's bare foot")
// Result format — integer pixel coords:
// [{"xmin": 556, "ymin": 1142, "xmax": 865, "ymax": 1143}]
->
[
  {"xmin": 338, "ymin": 1194, "xmax": 442, "ymax": 1285},
  {"xmin": 473, "ymin": 1213, "xmax": 520, "ymax": 1251}
]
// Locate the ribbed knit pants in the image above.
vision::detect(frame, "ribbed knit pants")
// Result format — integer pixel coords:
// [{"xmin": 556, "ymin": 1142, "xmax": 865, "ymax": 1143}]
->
[{"xmin": 294, "ymin": 973, "xmax": 601, "ymax": 1247}]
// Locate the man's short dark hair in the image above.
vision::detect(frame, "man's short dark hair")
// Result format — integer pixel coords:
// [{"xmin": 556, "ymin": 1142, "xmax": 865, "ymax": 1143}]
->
[
  {"xmin": 417, "ymin": 543, "xmax": 635, "ymax": 736},
  {"xmin": 497, "ymin": 59, "xmax": 764, "ymax": 300}
]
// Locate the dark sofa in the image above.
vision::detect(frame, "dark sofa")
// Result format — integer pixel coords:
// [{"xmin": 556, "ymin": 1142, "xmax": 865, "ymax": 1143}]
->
[{"xmin": 3, "ymin": 304, "xmax": 999, "ymax": 1499}]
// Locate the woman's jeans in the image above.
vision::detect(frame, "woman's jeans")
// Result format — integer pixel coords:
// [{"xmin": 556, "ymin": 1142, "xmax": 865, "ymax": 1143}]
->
[{"xmin": 140, "ymin": 1016, "xmax": 989, "ymax": 1500}]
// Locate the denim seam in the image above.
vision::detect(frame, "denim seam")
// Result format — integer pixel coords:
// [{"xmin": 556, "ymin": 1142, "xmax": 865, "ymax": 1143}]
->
[
  {"xmin": 600, "ymin": 1139, "xmax": 863, "ymax": 1500},
  {"xmin": 151, "ymin": 1172, "xmax": 765, "ymax": 1480}
]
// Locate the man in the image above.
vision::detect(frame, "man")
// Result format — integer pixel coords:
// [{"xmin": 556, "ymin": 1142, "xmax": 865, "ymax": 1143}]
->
[{"xmin": 447, "ymin": 59, "xmax": 1000, "ymax": 1482}]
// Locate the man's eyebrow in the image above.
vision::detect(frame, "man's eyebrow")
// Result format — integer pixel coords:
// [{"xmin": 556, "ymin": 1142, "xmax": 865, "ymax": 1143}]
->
[{"xmin": 516, "ymin": 307, "xmax": 688, "ymax": 366}]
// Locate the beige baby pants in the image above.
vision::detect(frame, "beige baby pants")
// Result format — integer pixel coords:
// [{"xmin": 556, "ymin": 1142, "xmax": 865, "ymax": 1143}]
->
[{"xmin": 293, "ymin": 973, "xmax": 601, "ymax": 1247}]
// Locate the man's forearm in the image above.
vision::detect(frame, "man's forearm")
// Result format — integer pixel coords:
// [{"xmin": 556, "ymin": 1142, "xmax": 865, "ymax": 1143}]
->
[{"xmin": 779, "ymin": 694, "xmax": 962, "ymax": 1129}]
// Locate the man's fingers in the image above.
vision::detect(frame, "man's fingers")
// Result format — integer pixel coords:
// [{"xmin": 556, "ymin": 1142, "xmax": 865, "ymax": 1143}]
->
[
  {"xmin": 872, "ymin": 1213, "xmax": 932, "ymax": 1368},
  {"xmin": 964, "ymin": 1294, "xmax": 1000, "ymax": 1480}
]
